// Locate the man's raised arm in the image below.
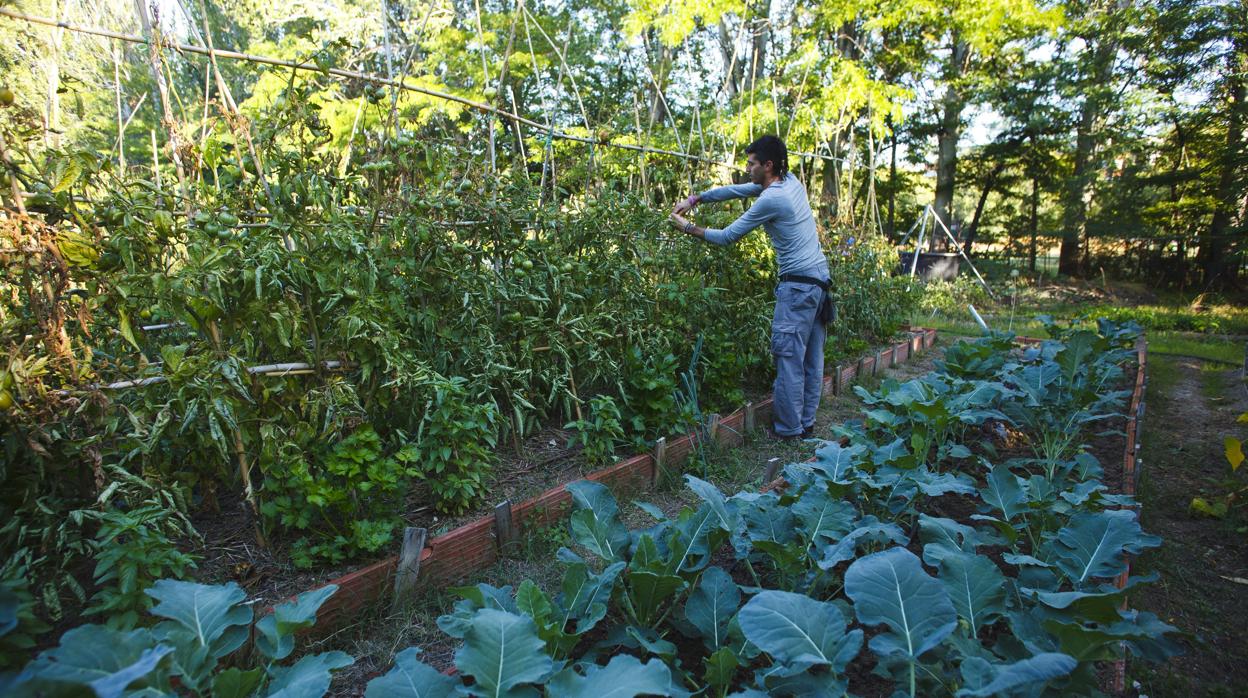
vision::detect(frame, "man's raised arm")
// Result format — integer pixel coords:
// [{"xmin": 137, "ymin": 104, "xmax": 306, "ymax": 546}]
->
[{"xmin": 673, "ymin": 182, "xmax": 764, "ymax": 214}]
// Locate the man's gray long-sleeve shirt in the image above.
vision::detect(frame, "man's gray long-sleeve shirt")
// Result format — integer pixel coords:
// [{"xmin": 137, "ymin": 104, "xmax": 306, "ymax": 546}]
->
[{"xmin": 699, "ymin": 174, "xmax": 829, "ymax": 280}]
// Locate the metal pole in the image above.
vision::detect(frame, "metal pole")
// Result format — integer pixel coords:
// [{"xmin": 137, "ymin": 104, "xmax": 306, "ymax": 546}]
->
[{"xmin": 929, "ymin": 205, "xmax": 995, "ymax": 298}]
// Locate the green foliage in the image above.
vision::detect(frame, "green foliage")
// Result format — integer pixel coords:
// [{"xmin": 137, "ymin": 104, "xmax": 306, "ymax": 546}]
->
[
  {"xmin": 565, "ymin": 395, "xmax": 626, "ymax": 466},
  {"xmin": 0, "ymin": 553, "xmax": 52, "ymax": 669},
  {"xmin": 261, "ymin": 425, "xmax": 408, "ymax": 567},
  {"xmin": 5, "ymin": 581, "xmax": 345, "ymax": 697},
  {"xmin": 620, "ymin": 347, "xmax": 689, "ymax": 444},
  {"xmin": 917, "ymin": 278, "xmax": 990, "ymax": 317},
  {"xmin": 408, "ymin": 380, "xmax": 499, "ymax": 516},
  {"xmin": 84, "ymin": 505, "xmax": 198, "ymax": 629},
  {"xmin": 827, "ymin": 235, "xmax": 920, "ymax": 352}
]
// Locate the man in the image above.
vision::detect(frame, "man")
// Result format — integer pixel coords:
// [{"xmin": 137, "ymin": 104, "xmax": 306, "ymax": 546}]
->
[{"xmin": 669, "ymin": 135, "xmax": 832, "ymax": 440}]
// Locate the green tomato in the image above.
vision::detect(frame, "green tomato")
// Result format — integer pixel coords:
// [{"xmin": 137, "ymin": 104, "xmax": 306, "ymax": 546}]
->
[{"xmin": 520, "ymin": 259, "xmax": 534, "ymax": 271}]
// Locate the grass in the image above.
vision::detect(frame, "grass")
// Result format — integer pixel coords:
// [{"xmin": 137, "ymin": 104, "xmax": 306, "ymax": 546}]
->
[{"xmin": 914, "ymin": 313, "xmax": 1246, "ymax": 365}]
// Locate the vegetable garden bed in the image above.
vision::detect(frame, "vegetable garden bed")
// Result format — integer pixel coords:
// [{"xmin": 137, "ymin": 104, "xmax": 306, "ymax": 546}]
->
[
  {"xmin": 4, "ymin": 321, "xmax": 1170, "ymax": 698},
  {"xmin": 249, "ymin": 328, "xmax": 940, "ymax": 638}
]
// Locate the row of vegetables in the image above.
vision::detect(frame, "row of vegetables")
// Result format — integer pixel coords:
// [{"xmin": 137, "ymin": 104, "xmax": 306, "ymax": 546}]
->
[{"xmin": 1, "ymin": 318, "xmax": 1178, "ymax": 696}]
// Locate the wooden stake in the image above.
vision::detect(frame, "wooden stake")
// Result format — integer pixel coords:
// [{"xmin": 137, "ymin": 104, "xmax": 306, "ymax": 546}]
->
[
  {"xmin": 763, "ymin": 457, "xmax": 782, "ymax": 483},
  {"xmin": 651, "ymin": 437, "xmax": 667, "ymax": 489},
  {"xmin": 743, "ymin": 402, "xmax": 756, "ymax": 435},
  {"xmin": 494, "ymin": 500, "xmax": 517, "ymax": 555},
  {"xmin": 393, "ymin": 526, "xmax": 427, "ymax": 602},
  {"xmin": 707, "ymin": 413, "xmax": 721, "ymax": 444}
]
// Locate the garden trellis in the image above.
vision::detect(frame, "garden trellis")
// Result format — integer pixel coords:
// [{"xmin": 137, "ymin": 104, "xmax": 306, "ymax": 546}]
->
[{"xmin": 0, "ymin": 7, "xmax": 852, "ymax": 174}]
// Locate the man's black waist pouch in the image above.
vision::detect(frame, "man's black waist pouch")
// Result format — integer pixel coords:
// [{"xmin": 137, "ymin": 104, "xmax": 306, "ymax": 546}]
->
[{"xmin": 779, "ymin": 274, "xmax": 836, "ymax": 325}]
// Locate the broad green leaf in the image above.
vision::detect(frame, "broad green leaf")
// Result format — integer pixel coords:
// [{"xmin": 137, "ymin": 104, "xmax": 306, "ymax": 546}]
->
[
  {"xmin": 809, "ymin": 441, "xmax": 867, "ymax": 481},
  {"xmin": 738, "ymin": 590, "xmax": 862, "ymax": 669},
  {"xmin": 683, "ymin": 567, "xmax": 740, "ymax": 650},
  {"xmin": 256, "ymin": 585, "xmax": 337, "ymax": 660},
  {"xmin": 666, "ymin": 504, "xmax": 722, "ymax": 573},
  {"xmin": 936, "ymin": 552, "xmax": 1008, "ymax": 636},
  {"xmin": 632, "ymin": 501, "xmax": 667, "ymax": 521},
  {"xmin": 567, "ymin": 481, "xmax": 629, "ymax": 562},
  {"xmin": 267, "ymin": 651, "xmax": 353, "ymax": 698},
  {"xmin": 213, "ymin": 667, "xmax": 264, "ymax": 698},
  {"xmin": 146, "ymin": 580, "xmax": 252, "ymax": 658},
  {"xmin": 914, "ymin": 469, "xmax": 979, "ymax": 497},
  {"xmin": 626, "ymin": 569, "xmax": 686, "ymax": 627},
  {"xmin": 20, "ymin": 625, "xmax": 172, "ymax": 698},
  {"xmin": 545, "ymin": 654, "xmax": 685, "ymax": 697},
  {"xmin": 438, "ymin": 584, "xmax": 518, "ymax": 639},
  {"xmin": 1040, "ymin": 611, "xmax": 1180, "ymax": 664},
  {"xmin": 684, "ymin": 475, "xmax": 738, "ymax": 530},
  {"xmin": 918, "ymin": 514, "xmax": 986, "ymax": 566},
  {"xmin": 816, "ymin": 518, "xmax": 908, "ymax": 570},
  {"xmin": 955, "ymin": 653, "xmax": 1077, "ymax": 697},
  {"xmin": 791, "ymin": 488, "xmax": 857, "ymax": 544},
  {"xmin": 453, "ymin": 609, "xmax": 552, "ymax": 698},
  {"xmin": 1049, "ymin": 510, "xmax": 1161, "ymax": 585},
  {"xmin": 516, "ymin": 581, "xmax": 575, "ymax": 656},
  {"xmin": 558, "ymin": 561, "xmax": 625, "ymax": 634},
  {"xmin": 844, "ymin": 547, "xmax": 956, "ymax": 661},
  {"xmin": 980, "ymin": 465, "xmax": 1025, "ymax": 521},
  {"xmin": 1055, "ymin": 331, "xmax": 1097, "ymax": 383},
  {"xmin": 736, "ymin": 494, "xmax": 796, "ymax": 552},
  {"xmin": 364, "ymin": 647, "xmax": 459, "ymax": 698},
  {"xmin": 703, "ymin": 647, "xmax": 739, "ymax": 691}
]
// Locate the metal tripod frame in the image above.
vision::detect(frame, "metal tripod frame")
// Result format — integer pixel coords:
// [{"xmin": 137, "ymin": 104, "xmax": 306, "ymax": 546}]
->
[{"xmin": 896, "ymin": 204, "xmax": 994, "ymax": 298}]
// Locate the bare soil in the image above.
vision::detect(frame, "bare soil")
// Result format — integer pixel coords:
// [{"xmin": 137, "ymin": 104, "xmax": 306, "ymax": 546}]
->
[{"xmin": 1127, "ymin": 357, "xmax": 1248, "ymax": 697}]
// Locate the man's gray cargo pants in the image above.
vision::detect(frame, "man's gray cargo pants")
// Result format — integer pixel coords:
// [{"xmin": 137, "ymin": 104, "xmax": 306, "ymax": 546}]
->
[{"xmin": 770, "ymin": 280, "xmax": 827, "ymax": 436}]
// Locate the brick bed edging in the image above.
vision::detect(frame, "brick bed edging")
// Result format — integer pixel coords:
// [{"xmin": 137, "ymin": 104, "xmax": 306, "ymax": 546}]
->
[
  {"xmin": 276, "ymin": 328, "xmax": 939, "ymax": 632},
  {"xmin": 1113, "ymin": 335, "xmax": 1149, "ymax": 694}
]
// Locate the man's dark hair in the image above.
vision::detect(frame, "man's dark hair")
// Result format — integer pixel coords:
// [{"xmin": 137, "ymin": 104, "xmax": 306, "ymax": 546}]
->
[{"xmin": 745, "ymin": 135, "xmax": 788, "ymax": 177}]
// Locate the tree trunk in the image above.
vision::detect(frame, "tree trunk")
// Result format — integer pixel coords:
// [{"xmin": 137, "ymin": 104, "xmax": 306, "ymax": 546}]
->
[
  {"xmin": 1029, "ymin": 172, "xmax": 1039, "ymax": 272},
  {"xmin": 747, "ymin": 0, "xmax": 771, "ymax": 95},
  {"xmin": 1200, "ymin": 31, "xmax": 1247, "ymax": 289},
  {"xmin": 888, "ymin": 117, "xmax": 898, "ymax": 238},
  {"xmin": 933, "ymin": 38, "xmax": 969, "ymax": 248},
  {"xmin": 1059, "ymin": 27, "xmax": 1116, "ymax": 276},
  {"xmin": 717, "ymin": 20, "xmax": 741, "ymax": 101},
  {"xmin": 645, "ymin": 31, "xmax": 671, "ymax": 126},
  {"xmin": 963, "ymin": 158, "xmax": 1009, "ymax": 257}
]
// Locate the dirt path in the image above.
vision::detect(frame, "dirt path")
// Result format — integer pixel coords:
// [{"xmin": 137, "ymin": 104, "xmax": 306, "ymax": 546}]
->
[{"xmin": 1130, "ymin": 356, "xmax": 1248, "ymax": 697}]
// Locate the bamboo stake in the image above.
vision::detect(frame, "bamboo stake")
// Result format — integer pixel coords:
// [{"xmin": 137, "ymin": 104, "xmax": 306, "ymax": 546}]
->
[
  {"xmin": 472, "ymin": 0, "xmax": 496, "ymax": 174},
  {"xmin": 113, "ymin": 43, "xmax": 126, "ymax": 170},
  {"xmin": 133, "ymin": 0, "xmax": 188, "ymax": 205},
  {"xmin": 150, "ymin": 129, "xmax": 160, "ymax": 188}
]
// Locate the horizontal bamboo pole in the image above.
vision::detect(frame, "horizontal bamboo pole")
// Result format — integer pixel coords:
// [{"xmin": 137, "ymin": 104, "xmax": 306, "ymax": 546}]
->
[
  {"xmin": 0, "ymin": 8, "xmax": 845, "ymax": 168},
  {"xmin": 98, "ymin": 360, "xmax": 350, "ymax": 390}
]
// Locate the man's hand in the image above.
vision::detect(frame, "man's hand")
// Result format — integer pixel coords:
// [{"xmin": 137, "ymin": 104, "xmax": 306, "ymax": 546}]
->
[
  {"xmin": 668, "ymin": 213, "xmax": 704, "ymax": 239},
  {"xmin": 672, "ymin": 194, "xmax": 700, "ymax": 215}
]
